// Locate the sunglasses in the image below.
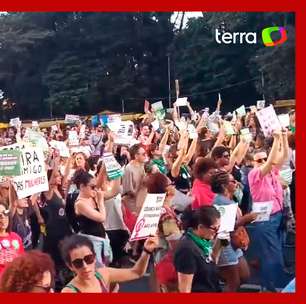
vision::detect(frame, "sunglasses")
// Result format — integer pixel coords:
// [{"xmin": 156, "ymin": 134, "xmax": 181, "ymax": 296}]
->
[
  {"xmin": 256, "ymin": 158, "xmax": 267, "ymax": 163},
  {"xmin": 71, "ymin": 254, "xmax": 95, "ymax": 269},
  {"xmin": 207, "ymin": 225, "xmax": 220, "ymax": 233},
  {"xmin": 33, "ymin": 285, "xmax": 53, "ymax": 293},
  {"xmin": 0, "ymin": 209, "xmax": 10, "ymax": 217}
]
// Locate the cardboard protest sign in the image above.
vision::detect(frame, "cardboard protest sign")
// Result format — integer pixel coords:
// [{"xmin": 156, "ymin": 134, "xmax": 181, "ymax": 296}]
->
[
  {"xmin": 10, "ymin": 117, "xmax": 21, "ymax": 127},
  {"xmin": 0, "ymin": 150, "xmax": 22, "ymax": 176},
  {"xmin": 187, "ymin": 124, "xmax": 198, "ymax": 139},
  {"xmin": 68, "ymin": 130, "xmax": 79, "ymax": 146},
  {"xmin": 65, "ymin": 114, "xmax": 80, "ymax": 124},
  {"xmin": 151, "ymin": 101, "xmax": 163, "ymax": 112},
  {"xmin": 130, "ymin": 193, "xmax": 166, "ymax": 241},
  {"xmin": 49, "ymin": 140, "xmax": 70, "ymax": 158},
  {"xmin": 79, "ymin": 124, "xmax": 86, "ymax": 139},
  {"xmin": 207, "ymin": 121, "xmax": 219, "ymax": 134},
  {"xmin": 214, "ymin": 203, "xmax": 238, "ymax": 233},
  {"xmin": 114, "ymin": 121, "xmax": 135, "ymax": 145},
  {"xmin": 151, "ymin": 120, "xmax": 160, "ymax": 131},
  {"xmin": 102, "ymin": 153, "xmax": 123, "ymax": 180},
  {"xmin": 235, "ymin": 105, "xmax": 246, "ymax": 117},
  {"xmin": 257, "ymin": 100, "xmax": 265, "ymax": 110},
  {"xmin": 175, "ymin": 97, "xmax": 188, "ymax": 107},
  {"xmin": 223, "ymin": 121, "xmax": 236, "ymax": 135},
  {"xmin": 23, "ymin": 129, "xmax": 49, "ymax": 153},
  {"xmin": 107, "ymin": 114, "xmax": 121, "ymax": 124},
  {"xmin": 32, "ymin": 121, "xmax": 39, "ymax": 128},
  {"xmin": 51, "ymin": 125, "xmax": 58, "ymax": 132},
  {"xmin": 256, "ymin": 105, "xmax": 282, "ymax": 137},
  {"xmin": 240, "ymin": 128, "xmax": 253, "ymax": 143},
  {"xmin": 12, "ymin": 147, "xmax": 49, "ymax": 199},
  {"xmin": 278, "ymin": 114, "xmax": 290, "ymax": 128},
  {"xmin": 252, "ymin": 201, "xmax": 273, "ymax": 222}
]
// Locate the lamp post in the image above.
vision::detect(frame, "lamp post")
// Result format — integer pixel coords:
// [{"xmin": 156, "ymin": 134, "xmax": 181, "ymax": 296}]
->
[{"xmin": 167, "ymin": 54, "xmax": 171, "ymax": 108}]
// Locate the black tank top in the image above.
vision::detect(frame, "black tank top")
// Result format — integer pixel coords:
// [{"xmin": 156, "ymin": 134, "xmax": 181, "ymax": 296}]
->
[{"xmin": 77, "ymin": 199, "xmax": 106, "ymax": 238}]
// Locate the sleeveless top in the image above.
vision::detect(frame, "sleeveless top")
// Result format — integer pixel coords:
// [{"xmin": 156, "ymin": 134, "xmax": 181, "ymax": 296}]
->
[
  {"xmin": 76, "ymin": 198, "xmax": 106, "ymax": 238},
  {"xmin": 65, "ymin": 271, "xmax": 108, "ymax": 293}
]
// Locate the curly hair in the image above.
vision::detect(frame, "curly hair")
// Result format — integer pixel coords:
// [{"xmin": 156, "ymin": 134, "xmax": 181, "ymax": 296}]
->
[
  {"xmin": 0, "ymin": 250, "xmax": 55, "ymax": 292},
  {"xmin": 210, "ymin": 170, "xmax": 230, "ymax": 194}
]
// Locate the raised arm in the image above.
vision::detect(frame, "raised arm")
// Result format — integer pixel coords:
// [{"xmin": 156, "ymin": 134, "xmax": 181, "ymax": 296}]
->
[
  {"xmin": 273, "ymin": 130, "xmax": 289, "ymax": 169},
  {"xmin": 103, "ymin": 236, "xmax": 159, "ymax": 283},
  {"xmin": 259, "ymin": 131, "xmax": 282, "ymax": 177},
  {"xmin": 159, "ymin": 126, "xmax": 170, "ymax": 154},
  {"xmin": 184, "ymin": 137, "xmax": 198, "ymax": 166}
]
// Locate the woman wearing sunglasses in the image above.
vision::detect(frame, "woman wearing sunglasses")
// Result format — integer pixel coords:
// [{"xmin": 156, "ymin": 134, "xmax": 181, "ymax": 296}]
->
[
  {"xmin": 211, "ymin": 171, "xmax": 257, "ymax": 292},
  {"xmin": 0, "ymin": 202, "xmax": 24, "ymax": 276},
  {"xmin": 0, "ymin": 250, "xmax": 55, "ymax": 292},
  {"xmin": 174, "ymin": 205, "xmax": 222, "ymax": 292},
  {"xmin": 61, "ymin": 234, "xmax": 159, "ymax": 293},
  {"xmin": 248, "ymin": 130, "xmax": 290, "ymax": 291}
]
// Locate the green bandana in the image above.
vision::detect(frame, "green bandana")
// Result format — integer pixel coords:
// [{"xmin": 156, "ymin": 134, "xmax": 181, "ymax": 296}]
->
[
  {"xmin": 152, "ymin": 158, "xmax": 167, "ymax": 174},
  {"xmin": 187, "ymin": 228, "xmax": 212, "ymax": 257}
]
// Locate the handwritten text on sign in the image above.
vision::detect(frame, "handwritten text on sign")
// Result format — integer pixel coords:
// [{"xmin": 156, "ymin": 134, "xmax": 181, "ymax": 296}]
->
[
  {"xmin": 12, "ymin": 147, "xmax": 49, "ymax": 199},
  {"xmin": 130, "ymin": 193, "xmax": 166, "ymax": 241}
]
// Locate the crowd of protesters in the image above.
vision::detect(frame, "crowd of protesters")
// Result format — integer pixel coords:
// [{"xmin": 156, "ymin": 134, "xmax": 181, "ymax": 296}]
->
[{"xmin": 0, "ymin": 97, "xmax": 295, "ymax": 293}]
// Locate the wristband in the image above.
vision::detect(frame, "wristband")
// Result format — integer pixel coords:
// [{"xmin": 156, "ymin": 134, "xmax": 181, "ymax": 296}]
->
[{"xmin": 143, "ymin": 248, "xmax": 153, "ymax": 255}]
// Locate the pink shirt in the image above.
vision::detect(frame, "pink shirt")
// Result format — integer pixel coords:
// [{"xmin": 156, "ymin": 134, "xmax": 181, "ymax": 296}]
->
[
  {"xmin": 248, "ymin": 167, "xmax": 283, "ymax": 214},
  {"xmin": 191, "ymin": 179, "xmax": 216, "ymax": 209}
]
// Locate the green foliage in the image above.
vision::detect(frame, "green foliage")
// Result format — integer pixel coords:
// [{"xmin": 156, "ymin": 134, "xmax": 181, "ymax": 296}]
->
[{"xmin": 0, "ymin": 12, "xmax": 295, "ymax": 120}]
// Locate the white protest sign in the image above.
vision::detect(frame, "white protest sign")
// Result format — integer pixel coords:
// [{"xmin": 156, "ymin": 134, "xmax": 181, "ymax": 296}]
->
[
  {"xmin": 12, "ymin": 147, "xmax": 49, "ymax": 199},
  {"xmin": 151, "ymin": 101, "xmax": 163, "ymax": 112},
  {"xmin": 10, "ymin": 117, "xmax": 21, "ymax": 127},
  {"xmin": 23, "ymin": 129, "xmax": 49, "ymax": 153},
  {"xmin": 278, "ymin": 114, "xmax": 290, "ymax": 128},
  {"xmin": 49, "ymin": 140, "xmax": 70, "ymax": 158},
  {"xmin": 130, "ymin": 193, "xmax": 166, "ymax": 241},
  {"xmin": 256, "ymin": 105, "xmax": 282, "ymax": 137},
  {"xmin": 175, "ymin": 120, "xmax": 187, "ymax": 131},
  {"xmin": 252, "ymin": 201, "xmax": 273, "ymax": 222},
  {"xmin": 207, "ymin": 121, "xmax": 219, "ymax": 134},
  {"xmin": 114, "ymin": 121, "xmax": 134, "ymax": 145},
  {"xmin": 151, "ymin": 120, "xmax": 160, "ymax": 131},
  {"xmin": 250, "ymin": 105, "xmax": 257, "ymax": 113},
  {"xmin": 51, "ymin": 125, "xmax": 58, "ymax": 132},
  {"xmin": 223, "ymin": 121, "xmax": 236, "ymax": 136},
  {"xmin": 108, "ymin": 114, "xmax": 121, "ymax": 124},
  {"xmin": 257, "ymin": 100, "xmax": 265, "ymax": 110},
  {"xmin": 65, "ymin": 114, "xmax": 80, "ymax": 124},
  {"xmin": 175, "ymin": 97, "xmax": 188, "ymax": 107},
  {"xmin": 79, "ymin": 124, "xmax": 86, "ymax": 139},
  {"xmin": 68, "ymin": 131, "xmax": 79, "ymax": 146},
  {"xmin": 187, "ymin": 124, "xmax": 198, "ymax": 139},
  {"xmin": 32, "ymin": 121, "xmax": 39, "ymax": 128},
  {"xmin": 235, "ymin": 105, "xmax": 246, "ymax": 117},
  {"xmin": 240, "ymin": 128, "xmax": 253, "ymax": 143},
  {"xmin": 215, "ymin": 203, "xmax": 238, "ymax": 233},
  {"xmin": 102, "ymin": 152, "xmax": 123, "ymax": 180}
]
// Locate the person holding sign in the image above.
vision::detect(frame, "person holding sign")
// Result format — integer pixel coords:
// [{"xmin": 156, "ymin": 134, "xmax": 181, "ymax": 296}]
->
[
  {"xmin": 211, "ymin": 171, "xmax": 257, "ymax": 292},
  {"xmin": 61, "ymin": 234, "xmax": 159, "ymax": 293},
  {"xmin": 248, "ymin": 130, "xmax": 290, "ymax": 291}
]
